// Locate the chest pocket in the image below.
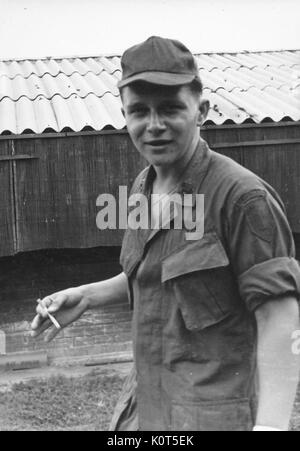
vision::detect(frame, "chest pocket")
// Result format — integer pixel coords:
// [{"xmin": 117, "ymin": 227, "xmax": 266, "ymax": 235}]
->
[{"xmin": 161, "ymin": 232, "xmax": 237, "ymax": 331}]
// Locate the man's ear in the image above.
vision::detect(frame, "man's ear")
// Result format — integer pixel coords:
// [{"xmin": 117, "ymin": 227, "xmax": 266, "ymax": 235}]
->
[{"xmin": 197, "ymin": 99, "xmax": 210, "ymax": 126}]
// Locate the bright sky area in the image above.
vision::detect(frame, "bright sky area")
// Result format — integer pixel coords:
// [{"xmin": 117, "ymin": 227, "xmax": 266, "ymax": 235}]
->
[{"xmin": 0, "ymin": 0, "xmax": 299, "ymax": 60}]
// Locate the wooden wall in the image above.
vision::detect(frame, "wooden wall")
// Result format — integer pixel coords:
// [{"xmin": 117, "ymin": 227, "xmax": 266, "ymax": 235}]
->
[
  {"xmin": 0, "ymin": 121, "xmax": 299, "ymax": 258},
  {"xmin": 203, "ymin": 122, "xmax": 300, "ymax": 234},
  {"xmin": 0, "ymin": 133, "xmax": 144, "ymax": 256},
  {"xmin": 0, "ymin": 140, "xmax": 15, "ymax": 255}
]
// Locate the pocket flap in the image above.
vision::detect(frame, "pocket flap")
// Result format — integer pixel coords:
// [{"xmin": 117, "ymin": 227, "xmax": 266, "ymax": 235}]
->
[{"xmin": 162, "ymin": 232, "xmax": 229, "ymax": 283}]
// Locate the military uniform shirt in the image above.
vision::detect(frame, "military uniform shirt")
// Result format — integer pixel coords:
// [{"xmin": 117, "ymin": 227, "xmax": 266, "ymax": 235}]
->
[{"xmin": 110, "ymin": 139, "xmax": 300, "ymax": 431}]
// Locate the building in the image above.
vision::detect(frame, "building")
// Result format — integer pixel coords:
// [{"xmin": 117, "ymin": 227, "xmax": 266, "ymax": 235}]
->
[{"xmin": 0, "ymin": 50, "xmax": 299, "ymax": 367}]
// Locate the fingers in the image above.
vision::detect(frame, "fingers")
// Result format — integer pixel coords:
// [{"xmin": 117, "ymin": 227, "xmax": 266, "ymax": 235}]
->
[
  {"xmin": 31, "ymin": 297, "xmax": 87, "ymax": 342},
  {"xmin": 31, "ymin": 294, "xmax": 65, "ymax": 338},
  {"xmin": 30, "ymin": 316, "xmax": 52, "ymax": 338},
  {"xmin": 31, "ymin": 312, "xmax": 62, "ymax": 341},
  {"xmin": 31, "ymin": 312, "xmax": 44, "ymax": 331},
  {"xmin": 46, "ymin": 300, "xmax": 86, "ymax": 334},
  {"xmin": 31, "ymin": 293, "xmax": 68, "ymax": 334},
  {"xmin": 31, "ymin": 322, "xmax": 60, "ymax": 343},
  {"xmin": 31, "ymin": 299, "xmax": 54, "ymax": 333},
  {"xmin": 37, "ymin": 294, "xmax": 67, "ymax": 315},
  {"xmin": 44, "ymin": 325, "xmax": 62, "ymax": 343}
]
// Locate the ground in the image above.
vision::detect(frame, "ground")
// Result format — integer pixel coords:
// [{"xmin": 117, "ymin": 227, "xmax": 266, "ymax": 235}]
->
[
  {"xmin": 0, "ymin": 362, "xmax": 299, "ymax": 431},
  {"xmin": 0, "ymin": 363, "xmax": 131, "ymax": 431}
]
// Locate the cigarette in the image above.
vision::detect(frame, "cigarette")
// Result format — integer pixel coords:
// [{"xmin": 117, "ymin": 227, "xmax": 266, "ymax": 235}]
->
[
  {"xmin": 37, "ymin": 298, "xmax": 61, "ymax": 330},
  {"xmin": 46, "ymin": 311, "xmax": 61, "ymax": 330}
]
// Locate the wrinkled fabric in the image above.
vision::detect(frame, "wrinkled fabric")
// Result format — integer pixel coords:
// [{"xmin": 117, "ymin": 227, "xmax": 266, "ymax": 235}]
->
[
  {"xmin": 238, "ymin": 257, "xmax": 300, "ymax": 312},
  {"xmin": 109, "ymin": 365, "xmax": 138, "ymax": 431},
  {"xmin": 111, "ymin": 139, "xmax": 300, "ymax": 431}
]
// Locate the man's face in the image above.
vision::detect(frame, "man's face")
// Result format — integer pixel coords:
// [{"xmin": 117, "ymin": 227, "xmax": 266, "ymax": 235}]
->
[{"xmin": 121, "ymin": 83, "xmax": 203, "ymax": 167}]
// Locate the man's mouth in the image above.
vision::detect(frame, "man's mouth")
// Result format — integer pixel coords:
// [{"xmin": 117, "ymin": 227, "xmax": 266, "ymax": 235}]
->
[{"xmin": 145, "ymin": 140, "xmax": 172, "ymax": 147}]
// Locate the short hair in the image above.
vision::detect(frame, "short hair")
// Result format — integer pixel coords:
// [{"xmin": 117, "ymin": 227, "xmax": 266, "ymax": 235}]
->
[{"xmin": 189, "ymin": 78, "xmax": 203, "ymax": 97}]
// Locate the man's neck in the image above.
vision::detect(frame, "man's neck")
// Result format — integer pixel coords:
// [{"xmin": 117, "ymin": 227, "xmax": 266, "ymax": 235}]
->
[{"xmin": 152, "ymin": 138, "xmax": 200, "ymax": 193}]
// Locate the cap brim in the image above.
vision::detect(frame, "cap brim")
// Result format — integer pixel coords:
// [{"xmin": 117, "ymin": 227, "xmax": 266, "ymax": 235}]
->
[{"xmin": 118, "ymin": 71, "xmax": 196, "ymax": 89}]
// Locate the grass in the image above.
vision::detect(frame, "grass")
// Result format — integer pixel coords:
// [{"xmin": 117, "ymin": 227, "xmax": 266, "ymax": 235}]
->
[
  {"xmin": 0, "ymin": 369, "xmax": 299, "ymax": 431},
  {"xmin": 0, "ymin": 369, "xmax": 126, "ymax": 431}
]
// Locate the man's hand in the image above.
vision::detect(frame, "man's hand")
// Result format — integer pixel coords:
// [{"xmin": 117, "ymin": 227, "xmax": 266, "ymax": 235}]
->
[
  {"xmin": 31, "ymin": 287, "xmax": 88, "ymax": 342},
  {"xmin": 31, "ymin": 272, "xmax": 129, "ymax": 342}
]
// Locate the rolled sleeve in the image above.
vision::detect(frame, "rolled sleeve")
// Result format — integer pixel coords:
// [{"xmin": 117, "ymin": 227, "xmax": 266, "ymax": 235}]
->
[
  {"xmin": 238, "ymin": 257, "xmax": 300, "ymax": 312},
  {"xmin": 227, "ymin": 188, "xmax": 300, "ymax": 311}
]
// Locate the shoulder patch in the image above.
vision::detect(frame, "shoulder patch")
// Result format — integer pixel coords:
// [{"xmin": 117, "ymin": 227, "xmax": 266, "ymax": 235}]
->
[
  {"xmin": 242, "ymin": 194, "xmax": 275, "ymax": 243},
  {"xmin": 235, "ymin": 189, "xmax": 266, "ymax": 208}
]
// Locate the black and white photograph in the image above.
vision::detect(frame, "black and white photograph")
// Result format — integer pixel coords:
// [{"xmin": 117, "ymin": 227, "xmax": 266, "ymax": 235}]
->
[{"xmin": 0, "ymin": 0, "xmax": 300, "ymax": 433}]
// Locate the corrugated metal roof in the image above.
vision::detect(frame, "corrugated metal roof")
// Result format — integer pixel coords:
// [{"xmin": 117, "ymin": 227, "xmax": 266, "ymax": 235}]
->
[{"xmin": 0, "ymin": 51, "xmax": 299, "ymax": 134}]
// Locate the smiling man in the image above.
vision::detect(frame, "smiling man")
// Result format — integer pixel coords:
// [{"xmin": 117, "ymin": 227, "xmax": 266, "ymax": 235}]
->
[{"xmin": 31, "ymin": 36, "xmax": 300, "ymax": 431}]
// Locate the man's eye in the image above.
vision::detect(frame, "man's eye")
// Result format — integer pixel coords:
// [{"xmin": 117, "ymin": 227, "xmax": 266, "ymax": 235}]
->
[
  {"xmin": 130, "ymin": 108, "xmax": 147, "ymax": 115},
  {"xmin": 163, "ymin": 105, "xmax": 180, "ymax": 114}
]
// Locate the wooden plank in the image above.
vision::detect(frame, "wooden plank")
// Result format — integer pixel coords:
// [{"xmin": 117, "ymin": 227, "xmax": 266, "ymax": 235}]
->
[
  {"xmin": 0, "ymin": 155, "xmax": 39, "ymax": 161},
  {"xmin": 0, "ymin": 140, "xmax": 15, "ymax": 256},
  {"xmin": 211, "ymin": 138, "xmax": 300, "ymax": 149},
  {"xmin": 242, "ymin": 144, "xmax": 300, "ymax": 233},
  {"xmin": 13, "ymin": 134, "xmax": 145, "ymax": 252},
  {"xmin": 294, "ymin": 234, "xmax": 300, "ymax": 259},
  {"xmin": 202, "ymin": 121, "xmax": 300, "ymax": 131},
  {"xmin": 203, "ymin": 123, "xmax": 300, "ymax": 145}
]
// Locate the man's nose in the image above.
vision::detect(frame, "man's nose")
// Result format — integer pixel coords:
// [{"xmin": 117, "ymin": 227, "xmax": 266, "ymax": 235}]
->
[{"xmin": 146, "ymin": 112, "xmax": 166, "ymax": 134}]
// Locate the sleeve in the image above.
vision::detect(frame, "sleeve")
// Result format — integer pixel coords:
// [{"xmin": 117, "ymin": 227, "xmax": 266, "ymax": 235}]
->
[{"xmin": 226, "ymin": 188, "xmax": 300, "ymax": 312}]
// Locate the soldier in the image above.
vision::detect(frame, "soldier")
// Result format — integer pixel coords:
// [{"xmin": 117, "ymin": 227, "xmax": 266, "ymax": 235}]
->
[{"xmin": 31, "ymin": 36, "xmax": 300, "ymax": 431}]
